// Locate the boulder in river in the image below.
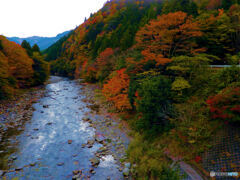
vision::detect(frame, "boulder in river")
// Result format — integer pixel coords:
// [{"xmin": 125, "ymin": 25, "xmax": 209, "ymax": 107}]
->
[
  {"xmin": 90, "ymin": 157, "xmax": 100, "ymax": 167},
  {"xmin": 68, "ymin": 140, "xmax": 73, "ymax": 144}
]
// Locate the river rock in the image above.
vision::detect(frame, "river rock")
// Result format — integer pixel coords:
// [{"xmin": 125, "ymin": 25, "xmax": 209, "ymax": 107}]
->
[
  {"xmin": 43, "ymin": 105, "xmax": 49, "ymax": 108},
  {"xmin": 81, "ymin": 144, "xmax": 86, "ymax": 148},
  {"xmin": 72, "ymin": 174, "xmax": 80, "ymax": 180},
  {"xmin": 30, "ymin": 162, "xmax": 36, "ymax": 166},
  {"xmin": 123, "ymin": 167, "xmax": 130, "ymax": 177},
  {"xmin": 57, "ymin": 162, "xmax": 64, "ymax": 166},
  {"xmin": 90, "ymin": 170, "xmax": 96, "ymax": 174},
  {"xmin": 97, "ymin": 146, "xmax": 108, "ymax": 153},
  {"xmin": 87, "ymin": 139, "xmax": 95, "ymax": 147},
  {"xmin": 72, "ymin": 170, "xmax": 80, "ymax": 175},
  {"xmin": 90, "ymin": 157, "xmax": 100, "ymax": 167},
  {"xmin": 15, "ymin": 167, "xmax": 22, "ymax": 171},
  {"xmin": 95, "ymin": 134, "xmax": 105, "ymax": 143},
  {"xmin": 0, "ymin": 170, "xmax": 4, "ymax": 176},
  {"xmin": 68, "ymin": 140, "xmax": 73, "ymax": 144},
  {"xmin": 12, "ymin": 155, "xmax": 17, "ymax": 160}
]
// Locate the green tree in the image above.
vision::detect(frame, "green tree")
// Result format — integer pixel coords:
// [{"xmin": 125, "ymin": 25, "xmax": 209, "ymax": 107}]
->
[
  {"xmin": 162, "ymin": 0, "xmax": 198, "ymax": 16},
  {"xmin": 135, "ymin": 75, "xmax": 173, "ymax": 136},
  {"xmin": 198, "ymin": 11, "xmax": 236, "ymax": 58},
  {"xmin": 222, "ymin": 0, "xmax": 239, "ymax": 10},
  {"xmin": 21, "ymin": 40, "xmax": 32, "ymax": 56},
  {"xmin": 32, "ymin": 44, "xmax": 41, "ymax": 53},
  {"xmin": 168, "ymin": 54, "xmax": 217, "ymax": 97},
  {"xmin": 32, "ymin": 52, "xmax": 49, "ymax": 85}
]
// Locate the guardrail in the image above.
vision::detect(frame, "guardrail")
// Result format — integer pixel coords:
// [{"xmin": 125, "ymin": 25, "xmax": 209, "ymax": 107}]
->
[{"xmin": 210, "ymin": 65, "xmax": 240, "ymax": 68}]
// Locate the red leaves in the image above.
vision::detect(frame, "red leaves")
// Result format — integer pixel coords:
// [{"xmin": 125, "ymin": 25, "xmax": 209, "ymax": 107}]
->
[
  {"xmin": 206, "ymin": 87, "xmax": 240, "ymax": 121},
  {"xmin": 195, "ymin": 156, "xmax": 202, "ymax": 163},
  {"xmin": 96, "ymin": 48, "xmax": 114, "ymax": 68}
]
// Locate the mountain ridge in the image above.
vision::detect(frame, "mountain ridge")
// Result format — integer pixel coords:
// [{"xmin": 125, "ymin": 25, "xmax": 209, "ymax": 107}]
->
[{"xmin": 7, "ymin": 30, "xmax": 71, "ymax": 50}]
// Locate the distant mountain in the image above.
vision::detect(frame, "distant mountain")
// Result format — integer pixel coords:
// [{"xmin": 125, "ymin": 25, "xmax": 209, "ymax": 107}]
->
[{"xmin": 7, "ymin": 31, "xmax": 71, "ymax": 50}]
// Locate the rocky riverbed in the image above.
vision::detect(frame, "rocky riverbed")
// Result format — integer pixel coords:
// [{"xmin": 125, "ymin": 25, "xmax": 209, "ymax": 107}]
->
[{"xmin": 0, "ymin": 76, "xmax": 131, "ymax": 180}]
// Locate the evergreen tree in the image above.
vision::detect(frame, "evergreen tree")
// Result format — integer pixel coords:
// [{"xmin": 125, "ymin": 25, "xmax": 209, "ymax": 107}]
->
[
  {"xmin": 32, "ymin": 44, "xmax": 41, "ymax": 53},
  {"xmin": 162, "ymin": 0, "xmax": 198, "ymax": 16},
  {"xmin": 32, "ymin": 52, "xmax": 49, "ymax": 85},
  {"xmin": 21, "ymin": 40, "xmax": 32, "ymax": 56}
]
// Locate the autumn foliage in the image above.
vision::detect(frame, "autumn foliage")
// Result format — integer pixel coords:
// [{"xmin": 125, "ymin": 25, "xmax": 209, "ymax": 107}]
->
[
  {"xmin": 206, "ymin": 87, "xmax": 240, "ymax": 122},
  {"xmin": 136, "ymin": 11, "xmax": 203, "ymax": 59},
  {"xmin": 0, "ymin": 35, "xmax": 35, "ymax": 96},
  {"xmin": 102, "ymin": 68, "xmax": 131, "ymax": 111},
  {"xmin": 0, "ymin": 36, "xmax": 34, "ymax": 86}
]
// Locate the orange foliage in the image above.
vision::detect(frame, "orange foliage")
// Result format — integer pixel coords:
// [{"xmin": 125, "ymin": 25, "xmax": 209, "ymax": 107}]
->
[
  {"xmin": 96, "ymin": 48, "xmax": 114, "ymax": 68},
  {"xmin": 102, "ymin": 68, "xmax": 131, "ymax": 111},
  {"xmin": 136, "ymin": 11, "xmax": 203, "ymax": 59},
  {"xmin": 141, "ymin": 49, "xmax": 172, "ymax": 66},
  {"xmin": 0, "ymin": 35, "xmax": 33, "ymax": 87}
]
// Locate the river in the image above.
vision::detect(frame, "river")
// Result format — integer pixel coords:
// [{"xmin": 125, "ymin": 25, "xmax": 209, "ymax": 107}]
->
[{"xmin": 3, "ymin": 76, "xmax": 128, "ymax": 179}]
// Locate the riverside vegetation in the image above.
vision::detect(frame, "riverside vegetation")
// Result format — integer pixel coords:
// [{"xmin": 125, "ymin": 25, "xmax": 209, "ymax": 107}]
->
[{"xmin": 0, "ymin": 0, "xmax": 240, "ymax": 179}]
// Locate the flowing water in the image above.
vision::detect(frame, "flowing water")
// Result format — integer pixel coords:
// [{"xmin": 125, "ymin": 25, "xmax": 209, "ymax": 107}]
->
[{"xmin": 4, "ymin": 76, "xmax": 124, "ymax": 179}]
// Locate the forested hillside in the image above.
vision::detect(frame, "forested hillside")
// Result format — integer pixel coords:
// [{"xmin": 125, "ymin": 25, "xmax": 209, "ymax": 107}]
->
[
  {"xmin": 0, "ymin": 36, "xmax": 49, "ymax": 100},
  {"xmin": 45, "ymin": 0, "xmax": 240, "ymax": 178}
]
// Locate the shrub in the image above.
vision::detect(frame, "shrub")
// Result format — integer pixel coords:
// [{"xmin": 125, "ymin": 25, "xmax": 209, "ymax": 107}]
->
[
  {"xmin": 206, "ymin": 86, "xmax": 240, "ymax": 122},
  {"xmin": 127, "ymin": 134, "xmax": 180, "ymax": 179}
]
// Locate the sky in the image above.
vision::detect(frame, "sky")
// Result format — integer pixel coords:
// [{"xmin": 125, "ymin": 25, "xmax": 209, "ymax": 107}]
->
[{"xmin": 0, "ymin": 0, "xmax": 108, "ymax": 38}]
